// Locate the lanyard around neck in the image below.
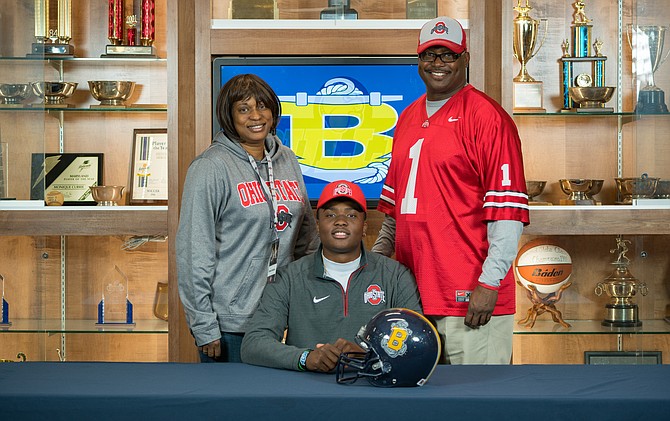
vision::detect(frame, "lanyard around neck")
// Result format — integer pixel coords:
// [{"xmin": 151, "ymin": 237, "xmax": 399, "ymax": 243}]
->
[{"xmin": 246, "ymin": 149, "xmax": 279, "ymax": 233}]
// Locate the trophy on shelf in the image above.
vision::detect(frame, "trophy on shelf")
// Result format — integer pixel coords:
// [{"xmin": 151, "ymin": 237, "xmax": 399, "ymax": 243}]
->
[
  {"xmin": 97, "ymin": 265, "xmax": 135, "ymax": 327},
  {"xmin": 29, "ymin": 0, "xmax": 74, "ymax": 57},
  {"xmin": 526, "ymin": 180, "xmax": 551, "ymax": 205},
  {"xmin": 595, "ymin": 236, "xmax": 648, "ymax": 327},
  {"xmin": 512, "ymin": 0, "xmax": 547, "ymax": 113},
  {"xmin": 103, "ymin": 0, "xmax": 157, "ymax": 58},
  {"xmin": 628, "ymin": 25, "xmax": 670, "ymax": 113},
  {"xmin": 320, "ymin": 0, "xmax": 358, "ymax": 20},
  {"xmin": 560, "ymin": 1, "xmax": 616, "ymax": 113},
  {"xmin": 1, "ymin": 274, "xmax": 10, "ymax": 327},
  {"xmin": 559, "ymin": 178, "xmax": 603, "ymax": 205}
]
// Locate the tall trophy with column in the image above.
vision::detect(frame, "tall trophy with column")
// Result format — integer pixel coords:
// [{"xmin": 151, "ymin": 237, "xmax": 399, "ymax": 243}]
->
[
  {"xmin": 512, "ymin": 1, "xmax": 547, "ymax": 113},
  {"xmin": 628, "ymin": 25, "xmax": 670, "ymax": 113},
  {"xmin": 104, "ymin": 0, "xmax": 157, "ymax": 57},
  {"xmin": 30, "ymin": 0, "xmax": 74, "ymax": 57},
  {"xmin": 559, "ymin": 1, "xmax": 615, "ymax": 112}
]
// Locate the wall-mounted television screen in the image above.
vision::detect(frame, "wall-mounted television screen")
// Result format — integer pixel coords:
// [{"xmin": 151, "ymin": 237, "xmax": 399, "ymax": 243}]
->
[{"xmin": 212, "ymin": 56, "xmax": 426, "ymax": 206}]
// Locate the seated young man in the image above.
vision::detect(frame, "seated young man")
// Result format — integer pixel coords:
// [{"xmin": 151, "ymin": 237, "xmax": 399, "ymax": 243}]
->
[{"xmin": 241, "ymin": 180, "xmax": 422, "ymax": 372}]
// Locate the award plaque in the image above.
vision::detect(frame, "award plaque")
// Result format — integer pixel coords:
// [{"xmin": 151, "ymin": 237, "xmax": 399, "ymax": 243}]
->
[
  {"xmin": 321, "ymin": 0, "xmax": 358, "ymax": 20},
  {"xmin": 129, "ymin": 129, "xmax": 168, "ymax": 205},
  {"xmin": 29, "ymin": 0, "xmax": 74, "ymax": 57},
  {"xmin": 30, "ymin": 153, "xmax": 104, "ymax": 205},
  {"xmin": 406, "ymin": 0, "xmax": 437, "ymax": 19},
  {"xmin": 595, "ymin": 237, "xmax": 649, "ymax": 328},
  {"xmin": 1, "ymin": 274, "xmax": 10, "ymax": 327},
  {"xmin": 97, "ymin": 265, "xmax": 135, "ymax": 327},
  {"xmin": 628, "ymin": 25, "xmax": 670, "ymax": 113},
  {"xmin": 512, "ymin": 1, "xmax": 547, "ymax": 113},
  {"xmin": 230, "ymin": 0, "xmax": 277, "ymax": 19}
]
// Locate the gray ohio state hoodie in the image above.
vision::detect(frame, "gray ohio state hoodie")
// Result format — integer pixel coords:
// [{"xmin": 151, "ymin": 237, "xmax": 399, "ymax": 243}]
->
[{"xmin": 176, "ymin": 131, "xmax": 319, "ymax": 347}]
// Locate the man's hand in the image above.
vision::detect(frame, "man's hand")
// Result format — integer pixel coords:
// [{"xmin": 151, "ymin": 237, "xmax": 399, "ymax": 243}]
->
[
  {"xmin": 464, "ymin": 285, "xmax": 498, "ymax": 328},
  {"xmin": 199, "ymin": 339, "xmax": 221, "ymax": 359},
  {"xmin": 305, "ymin": 338, "xmax": 364, "ymax": 373}
]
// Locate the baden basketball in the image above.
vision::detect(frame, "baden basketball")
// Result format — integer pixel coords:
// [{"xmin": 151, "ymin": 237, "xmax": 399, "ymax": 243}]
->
[{"xmin": 514, "ymin": 239, "xmax": 572, "ymax": 294}]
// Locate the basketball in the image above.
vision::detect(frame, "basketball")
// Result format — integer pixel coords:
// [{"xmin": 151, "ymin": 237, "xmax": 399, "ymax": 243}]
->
[{"xmin": 514, "ymin": 239, "xmax": 572, "ymax": 294}]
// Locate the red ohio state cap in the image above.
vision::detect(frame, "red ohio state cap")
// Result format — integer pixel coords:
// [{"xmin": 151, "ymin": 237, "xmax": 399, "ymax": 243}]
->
[
  {"xmin": 317, "ymin": 180, "xmax": 367, "ymax": 213},
  {"xmin": 417, "ymin": 16, "xmax": 467, "ymax": 54}
]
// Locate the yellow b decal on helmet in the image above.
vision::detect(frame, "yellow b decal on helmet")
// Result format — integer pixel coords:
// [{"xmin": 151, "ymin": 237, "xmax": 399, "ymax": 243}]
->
[{"xmin": 386, "ymin": 327, "xmax": 408, "ymax": 351}]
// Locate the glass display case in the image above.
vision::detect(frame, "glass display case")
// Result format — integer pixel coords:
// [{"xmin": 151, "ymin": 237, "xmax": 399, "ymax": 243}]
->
[
  {"xmin": 0, "ymin": 0, "xmax": 168, "ymax": 362},
  {"xmin": 501, "ymin": 0, "xmax": 670, "ymax": 364}
]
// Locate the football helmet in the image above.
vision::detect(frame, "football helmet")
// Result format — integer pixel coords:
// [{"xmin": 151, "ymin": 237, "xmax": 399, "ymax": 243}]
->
[{"xmin": 336, "ymin": 308, "xmax": 441, "ymax": 387}]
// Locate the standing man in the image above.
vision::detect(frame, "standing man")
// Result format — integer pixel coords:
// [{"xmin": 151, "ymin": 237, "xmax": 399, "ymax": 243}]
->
[
  {"xmin": 241, "ymin": 180, "xmax": 422, "ymax": 372},
  {"xmin": 372, "ymin": 17, "xmax": 530, "ymax": 364}
]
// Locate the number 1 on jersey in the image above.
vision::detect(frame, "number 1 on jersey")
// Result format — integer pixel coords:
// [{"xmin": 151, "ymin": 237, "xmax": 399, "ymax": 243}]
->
[{"xmin": 400, "ymin": 138, "xmax": 423, "ymax": 215}]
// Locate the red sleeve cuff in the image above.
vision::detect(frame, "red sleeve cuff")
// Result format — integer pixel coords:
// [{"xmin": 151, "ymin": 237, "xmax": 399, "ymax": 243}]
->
[{"xmin": 478, "ymin": 282, "xmax": 500, "ymax": 291}]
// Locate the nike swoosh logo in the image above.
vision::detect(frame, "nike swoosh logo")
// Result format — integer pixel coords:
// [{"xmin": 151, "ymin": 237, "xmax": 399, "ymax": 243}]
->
[
  {"xmin": 313, "ymin": 295, "xmax": 330, "ymax": 304},
  {"xmin": 448, "ymin": 116, "xmax": 460, "ymax": 122}
]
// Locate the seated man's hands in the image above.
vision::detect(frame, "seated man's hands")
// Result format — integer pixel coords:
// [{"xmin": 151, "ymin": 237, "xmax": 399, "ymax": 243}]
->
[{"xmin": 305, "ymin": 338, "xmax": 364, "ymax": 373}]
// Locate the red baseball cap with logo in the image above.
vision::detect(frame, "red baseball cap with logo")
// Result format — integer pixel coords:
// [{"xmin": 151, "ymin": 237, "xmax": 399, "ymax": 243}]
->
[
  {"xmin": 317, "ymin": 180, "xmax": 367, "ymax": 213},
  {"xmin": 417, "ymin": 16, "xmax": 467, "ymax": 54}
]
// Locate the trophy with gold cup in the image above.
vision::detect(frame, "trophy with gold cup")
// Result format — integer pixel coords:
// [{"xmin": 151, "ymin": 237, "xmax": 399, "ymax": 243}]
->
[
  {"xmin": 512, "ymin": 1, "xmax": 547, "ymax": 113},
  {"xmin": 595, "ymin": 237, "xmax": 648, "ymax": 328},
  {"xmin": 628, "ymin": 25, "xmax": 670, "ymax": 113},
  {"xmin": 560, "ymin": 1, "xmax": 615, "ymax": 112},
  {"xmin": 29, "ymin": 0, "xmax": 74, "ymax": 57}
]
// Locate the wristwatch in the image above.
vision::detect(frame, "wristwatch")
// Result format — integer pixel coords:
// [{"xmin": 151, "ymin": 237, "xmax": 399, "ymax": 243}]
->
[{"xmin": 298, "ymin": 349, "xmax": 311, "ymax": 371}]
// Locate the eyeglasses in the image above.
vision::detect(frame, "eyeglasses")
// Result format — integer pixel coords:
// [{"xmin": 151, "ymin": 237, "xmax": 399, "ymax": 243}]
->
[{"xmin": 419, "ymin": 51, "xmax": 463, "ymax": 63}]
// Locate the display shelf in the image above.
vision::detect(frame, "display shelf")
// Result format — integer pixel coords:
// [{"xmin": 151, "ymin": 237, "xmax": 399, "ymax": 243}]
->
[
  {"xmin": 211, "ymin": 19, "xmax": 467, "ymax": 30},
  {"xmin": 514, "ymin": 319, "xmax": 670, "ymax": 335},
  {"xmin": 524, "ymin": 206, "xmax": 670, "ymax": 235},
  {"xmin": 0, "ymin": 57, "xmax": 167, "ymax": 63},
  {"xmin": 0, "ymin": 319, "xmax": 168, "ymax": 334},
  {"xmin": 0, "ymin": 206, "xmax": 168, "ymax": 236}
]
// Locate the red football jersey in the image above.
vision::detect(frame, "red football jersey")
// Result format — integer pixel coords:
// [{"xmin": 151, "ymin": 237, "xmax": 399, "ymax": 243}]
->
[{"xmin": 377, "ymin": 84, "xmax": 530, "ymax": 316}]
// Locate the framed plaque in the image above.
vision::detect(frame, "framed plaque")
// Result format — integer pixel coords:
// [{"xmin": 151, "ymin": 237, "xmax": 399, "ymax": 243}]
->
[
  {"xmin": 585, "ymin": 351, "xmax": 662, "ymax": 365},
  {"xmin": 129, "ymin": 128, "xmax": 168, "ymax": 205},
  {"xmin": 30, "ymin": 153, "xmax": 104, "ymax": 205},
  {"xmin": 513, "ymin": 81, "xmax": 546, "ymax": 113}
]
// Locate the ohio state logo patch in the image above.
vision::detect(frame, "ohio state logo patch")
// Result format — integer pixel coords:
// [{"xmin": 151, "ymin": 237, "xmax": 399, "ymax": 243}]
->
[
  {"xmin": 364, "ymin": 284, "xmax": 386, "ymax": 305},
  {"xmin": 333, "ymin": 182, "xmax": 353, "ymax": 197}
]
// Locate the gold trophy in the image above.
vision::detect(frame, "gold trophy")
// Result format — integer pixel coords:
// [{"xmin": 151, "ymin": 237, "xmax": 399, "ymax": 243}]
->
[
  {"xmin": 30, "ymin": 0, "xmax": 74, "ymax": 56},
  {"xmin": 512, "ymin": 0, "xmax": 547, "ymax": 113},
  {"xmin": 628, "ymin": 25, "xmax": 670, "ymax": 113},
  {"xmin": 595, "ymin": 237, "xmax": 648, "ymax": 328}
]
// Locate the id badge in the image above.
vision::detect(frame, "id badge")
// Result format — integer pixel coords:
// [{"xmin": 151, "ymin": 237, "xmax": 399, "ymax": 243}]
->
[{"xmin": 266, "ymin": 238, "xmax": 280, "ymax": 282}]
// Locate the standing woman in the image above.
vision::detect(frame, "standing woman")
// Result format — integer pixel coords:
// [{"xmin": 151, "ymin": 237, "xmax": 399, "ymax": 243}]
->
[{"xmin": 177, "ymin": 74, "xmax": 319, "ymax": 362}]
